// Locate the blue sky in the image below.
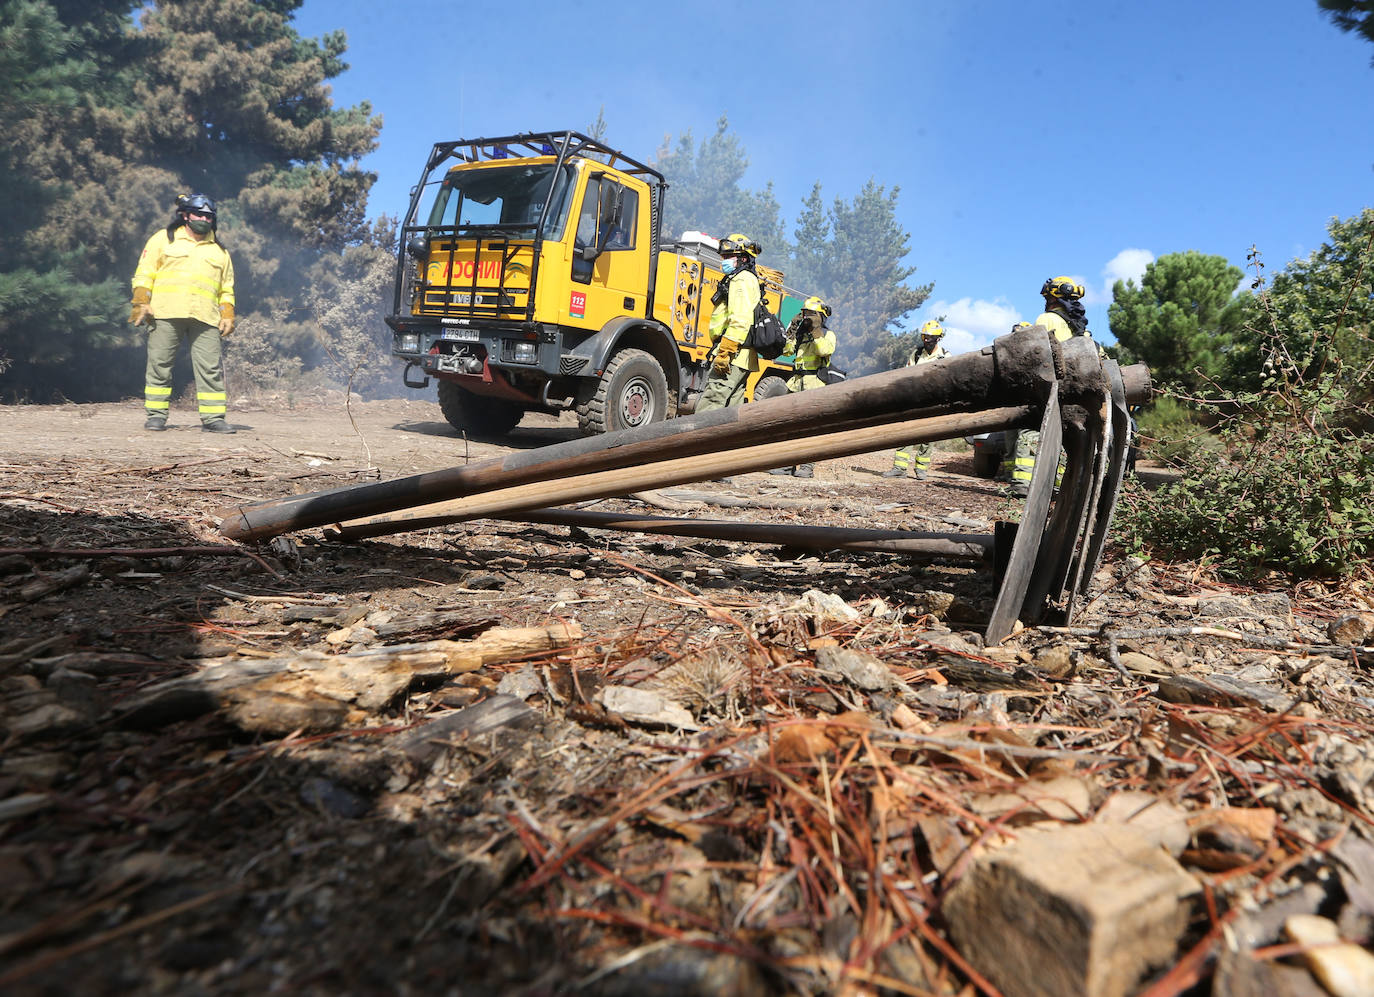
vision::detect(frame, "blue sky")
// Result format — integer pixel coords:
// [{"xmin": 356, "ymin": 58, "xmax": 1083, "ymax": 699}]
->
[{"xmin": 294, "ymin": 0, "xmax": 1374, "ymax": 355}]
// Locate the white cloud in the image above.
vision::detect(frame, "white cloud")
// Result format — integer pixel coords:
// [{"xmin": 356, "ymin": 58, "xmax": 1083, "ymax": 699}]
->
[
  {"xmin": 924, "ymin": 297, "xmax": 1023, "ymax": 351},
  {"xmin": 1088, "ymin": 248, "xmax": 1154, "ymax": 304}
]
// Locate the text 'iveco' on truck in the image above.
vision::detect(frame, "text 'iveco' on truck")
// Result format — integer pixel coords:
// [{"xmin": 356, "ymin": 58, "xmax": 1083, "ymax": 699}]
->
[{"xmin": 386, "ymin": 130, "xmax": 820, "ymax": 437}]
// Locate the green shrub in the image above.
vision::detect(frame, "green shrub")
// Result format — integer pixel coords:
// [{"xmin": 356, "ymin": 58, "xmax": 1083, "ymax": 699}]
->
[
  {"xmin": 1115, "ymin": 246, "xmax": 1374, "ymax": 581},
  {"xmin": 1134, "ymin": 396, "xmax": 1219, "ymax": 465}
]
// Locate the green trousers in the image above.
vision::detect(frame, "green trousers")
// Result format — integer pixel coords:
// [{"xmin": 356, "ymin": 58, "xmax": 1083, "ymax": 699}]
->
[
  {"xmin": 144, "ymin": 318, "xmax": 228, "ymax": 424},
  {"xmin": 696, "ymin": 364, "xmax": 750, "ymax": 413},
  {"xmin": 892, "ymin": 442, "xmax": 933, "ymax": 474}
]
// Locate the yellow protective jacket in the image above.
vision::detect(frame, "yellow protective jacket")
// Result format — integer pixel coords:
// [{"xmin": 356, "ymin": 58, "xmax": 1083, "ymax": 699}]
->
[
  {"xmin": 708, "ymin": 269, "xmax": 762, "ymax": 372},
  {"xmin": 909, "ymin": 342, "xmax": 950, "ymax": 367},
  {"xmin": 1034, "ymin": 310, "xmax": 1074, "ymax": 343},
  {"xmin": 132, "ymin": 226, "xmax": 235, "ymax": 327}
]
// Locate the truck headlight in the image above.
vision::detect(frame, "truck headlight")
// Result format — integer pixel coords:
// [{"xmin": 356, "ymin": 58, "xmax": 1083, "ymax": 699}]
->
[
  {"xmin": 508, "ymin": 340, "xmax": 538, "ymax": 364},
  {"xmin": 396, "ymin": 333, "xmax": 421, "ymax": 353}
]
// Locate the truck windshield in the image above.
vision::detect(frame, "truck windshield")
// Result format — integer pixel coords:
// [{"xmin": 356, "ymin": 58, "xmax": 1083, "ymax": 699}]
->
[{"xmin": 420, "ymin": 163, "xmax": 573, "ymax": 240}]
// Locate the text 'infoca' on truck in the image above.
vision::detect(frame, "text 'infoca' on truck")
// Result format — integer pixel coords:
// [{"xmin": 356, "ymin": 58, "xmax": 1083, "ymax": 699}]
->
[{"xmin": 386, "ymin": 130, "xmax": 825, "ymax": 438}]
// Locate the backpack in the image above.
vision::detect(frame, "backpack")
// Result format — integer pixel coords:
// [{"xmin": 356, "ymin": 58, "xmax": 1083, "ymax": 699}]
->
[{"xmin": 746, "ymin": 299, "xmax": 788, "ymax": 360}]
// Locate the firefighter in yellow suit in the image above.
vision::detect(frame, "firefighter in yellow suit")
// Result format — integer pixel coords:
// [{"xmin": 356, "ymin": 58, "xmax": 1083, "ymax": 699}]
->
[
  {"xmin": 882, "ymin": 320, "xmax": 951, "ymax": 479},
  {"xmin": 1004, "ymin": 276, "xmax": 1090, "ymax": 496},
  {"xmin": 696, "ymin": 233, "xmax": 763, "ymax": 413},
  {"xmin": 130, "ymin": 194, "xmax": 237, "ymax": 434},
  {"xmin": 768, "ymin": 296, "xmax": 837, "ymax": 478}
]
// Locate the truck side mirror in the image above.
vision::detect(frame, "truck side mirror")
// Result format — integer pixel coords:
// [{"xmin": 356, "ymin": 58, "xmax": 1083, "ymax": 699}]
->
[{"xmin": 406, "ymin": 236, "xmax": 428, "ymax": 259}]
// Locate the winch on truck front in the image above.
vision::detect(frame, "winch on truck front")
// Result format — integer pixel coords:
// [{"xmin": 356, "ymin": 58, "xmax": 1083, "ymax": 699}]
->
[{"xmin": 386, "ymin": 130, "xmax": 826, "ymax": 438}]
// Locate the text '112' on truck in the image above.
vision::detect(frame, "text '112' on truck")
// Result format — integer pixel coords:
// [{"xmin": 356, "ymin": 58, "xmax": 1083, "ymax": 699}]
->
[{"xmin": 386, "ymin": 130, "xmax": 823, "ymax": 438}]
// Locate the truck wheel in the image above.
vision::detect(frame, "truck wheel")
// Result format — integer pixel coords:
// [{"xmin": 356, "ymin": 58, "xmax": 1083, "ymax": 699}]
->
[
  {"xmin": 437, "ymin": 380, "xmax": 524, "ymax": 437},
  {"xmin": 972, "ymin": 449, "xmax": 1000, "ymax": 479},
  {"xmin": 576, "ymin": 348, "xmax": 669, "ymax": 435},
  {"xmin": 752, "ymin": 375, "xmax": 790, "ymax": 402}
]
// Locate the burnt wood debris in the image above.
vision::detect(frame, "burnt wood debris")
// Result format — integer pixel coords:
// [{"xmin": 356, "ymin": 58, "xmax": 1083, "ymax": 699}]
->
[{"xmin": 217, "ymin": 325, "xmax": 1151, "ymax": 645}]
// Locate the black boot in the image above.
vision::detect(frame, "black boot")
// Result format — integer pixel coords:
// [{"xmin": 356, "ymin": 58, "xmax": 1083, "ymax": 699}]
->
[
  {"xmin": 880, "ymin": 467, "xmax": 905, "ymax": 478},
  {"xmin": 144, "ymin": 415, "xmax": 167, "ymax": 431},
  {"xmin": 769, "ymin": 467, "xmax": 794, "ymax": 476},
  {"xmin": 793, "ymin": 464, "xmax": 814, "ymax": 479}
]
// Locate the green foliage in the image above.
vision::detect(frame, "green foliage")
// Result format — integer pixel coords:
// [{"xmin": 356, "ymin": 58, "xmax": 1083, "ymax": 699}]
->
[
  {"xmin": 1132, "ymin": 395, "xmax": 1218, "ymax": 464},
  {"xmin": 1319, "ymin": 0, "xmax": 1374, "ymax": 60},
  {"xmin": 1238, "ymin": 210, "xmax": 1374, "ymax": 423},
  {"xmin": 1107, "ymin": 250, "xmax": 1251, "ymax": 394},
  {"xmin": 1116, "ymin": 239, "xmax": 1374, "ymax": 581}
]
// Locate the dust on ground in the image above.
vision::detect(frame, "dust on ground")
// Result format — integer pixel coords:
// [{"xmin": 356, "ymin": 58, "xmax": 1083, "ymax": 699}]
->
[{"xmin": 1, "ymin": 396, "xmax": 1371, "ymax": 996}]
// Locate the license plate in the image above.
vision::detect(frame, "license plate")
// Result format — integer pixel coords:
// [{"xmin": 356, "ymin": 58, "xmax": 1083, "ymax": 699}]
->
[{"xmin": 441, "ymin": 328, "xmax": 478, "ymax": 342}]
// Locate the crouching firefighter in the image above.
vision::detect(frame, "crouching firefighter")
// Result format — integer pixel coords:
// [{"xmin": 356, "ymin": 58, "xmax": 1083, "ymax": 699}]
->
[
  {"xmin": 883, "ymin": 320, "xmax": 950, "ymax": 479},
  {"xmin": 769, "ymin": 296, "xmax": 837, "ymax": 479}
]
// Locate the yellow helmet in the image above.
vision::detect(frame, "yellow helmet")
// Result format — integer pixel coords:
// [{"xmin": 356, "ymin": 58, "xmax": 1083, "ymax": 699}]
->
[
  {"xmin": 1041, "ymin": 275, "xmax": 1085, "ymax": 301},
  {"xmin": 920, "ymin": 319, "xmax": 945, "ymax": 338},
  {"xmin": 802, "ymin": 295, "xmax": 831, "ymax": 319},
  {"xmin": 718, "ymin": 233, "xmax": 761, "ymax": 259}
]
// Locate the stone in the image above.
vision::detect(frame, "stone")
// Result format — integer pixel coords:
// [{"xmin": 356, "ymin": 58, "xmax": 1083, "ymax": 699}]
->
[
  {"xmin": 1328, "ymin": 613, "xmax": 1374, "ymax": 646},
  {"xmin": 597, "ymin": 685, "xmax": 700, "ymax": 731},
  {"xmin": 1284, "ymin": 914, "xmax": 1374, "ymax": 997},
  {"xmin": 813, "ymin": 645, "xmax": 898, "ymax": 692},
  {"xmin": 943, "ymin": 824, "xmax": 1198, "ymax": 997}
]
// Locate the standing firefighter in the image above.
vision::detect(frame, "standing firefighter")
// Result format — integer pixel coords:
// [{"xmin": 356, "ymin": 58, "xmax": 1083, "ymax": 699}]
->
[
  {"xmin": 882, "ymin": 320, "xmax": 950, "ymax": 479},
  {"xmin": 1003, "ymin": 275, "xmax": 1088, "ymax": 495},
  {"xmin": 769, "ymin": 296, "xmax": 838, "ymax": 478},
  {"xmin": 696, "ymin": 234, "xmax": 763, "ymax": 413},
  {"xmin": 131, "ymin": 194, "xmax": 237, "ymax": 434}
]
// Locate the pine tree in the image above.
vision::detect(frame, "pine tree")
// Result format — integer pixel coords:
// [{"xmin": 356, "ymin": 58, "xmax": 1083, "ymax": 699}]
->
[
  {"xmin": 652, "ymin": 117, "xmax": 785, "ymax": 263},
  {"xmin": 1108, "ymin": 251, "xmax": 1250, "ymax": 394},
  {"xmin": 805, "ymin": 180, "xmax": 932, "ymax": 374}
]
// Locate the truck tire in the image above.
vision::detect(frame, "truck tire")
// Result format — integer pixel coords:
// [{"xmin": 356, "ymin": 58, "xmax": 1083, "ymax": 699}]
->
[
  {"xmin": 972, "ymin": 448, "xmax": 1000, "ymax": 479},
  {"xmin": 752, "ymin": 375, "xmax": 790, "ymax": 402},
  {"xmin": 437, "ymin": 380, "xmax": 524, "ymax": 437},
  {"xmin": 576, "ymin": 348, "xmax": 670, "ymax": 435}
]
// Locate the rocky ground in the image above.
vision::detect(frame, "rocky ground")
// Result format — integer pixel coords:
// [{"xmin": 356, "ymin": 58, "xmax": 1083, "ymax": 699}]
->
[{"xmin": 1, "ymin": 395, "xmax": 1372, "ymax": 996}]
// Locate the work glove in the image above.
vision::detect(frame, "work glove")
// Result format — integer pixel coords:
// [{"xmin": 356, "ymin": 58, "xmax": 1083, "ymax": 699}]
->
[
  {"xmin": 129, "ymin": 287, "xmax": 152, "ymax": 326},
  {"xmin": 218, "ymin": 303, "xmax": 235, "ymax": 337},
  {"xmin": 711, "ymin": 338, "xmax": 740, "ymax": 374}
]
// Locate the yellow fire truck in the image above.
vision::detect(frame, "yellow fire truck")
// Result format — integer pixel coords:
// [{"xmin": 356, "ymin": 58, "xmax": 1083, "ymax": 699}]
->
[{"xmin": 386, "ymin": 131, "xmax": 821, "ymax": 437}]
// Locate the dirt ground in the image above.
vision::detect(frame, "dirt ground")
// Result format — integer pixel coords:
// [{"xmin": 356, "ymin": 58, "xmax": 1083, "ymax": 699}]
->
[{"xmin": 2, "ymin": 395, "xmax": 1372, "ymax": 996}]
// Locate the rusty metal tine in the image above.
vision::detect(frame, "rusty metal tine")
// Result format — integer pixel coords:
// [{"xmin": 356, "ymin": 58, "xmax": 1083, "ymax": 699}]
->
[
  {"xmin": 1021, "ymin": 416, "xmax": 1095, "ymax": 625},
  {"xmin": 1057, "ymin": 369, "xmax": 1115, "ymax": 623},
  {"xmin": 986, "ymin": 383, "xmax": 1062, "ymax": 644},
  {"xmin": 1060, "ymin": 414, "xmax": 1110, "ymax": 623},
  {"xmin": 1076, "ymin": 361, "xmax": 1133, "ymax": 599}
]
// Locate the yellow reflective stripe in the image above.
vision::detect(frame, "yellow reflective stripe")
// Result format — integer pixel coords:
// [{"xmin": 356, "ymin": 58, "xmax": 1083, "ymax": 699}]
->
[
  {"xmin": 199, "ymin": 403, "xmax": 227, "ymax": 415},
  {"xmin": 145, "ymin": 400, "xmax": 170, "ymax": 411},
  {"xmin": 151, "ymin": 275, "xmax": 222, "ymax": 300},
  {"xmin": 197, "ymin": 391, "xmax": 227, "ymax": 401},
  {"xmin": 913, "ymin": 455, "xmax": 931, "ymax": 469},
  {"xmin": 145, "ymin": 386, "xmax": 172, "ymax": 397}
]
